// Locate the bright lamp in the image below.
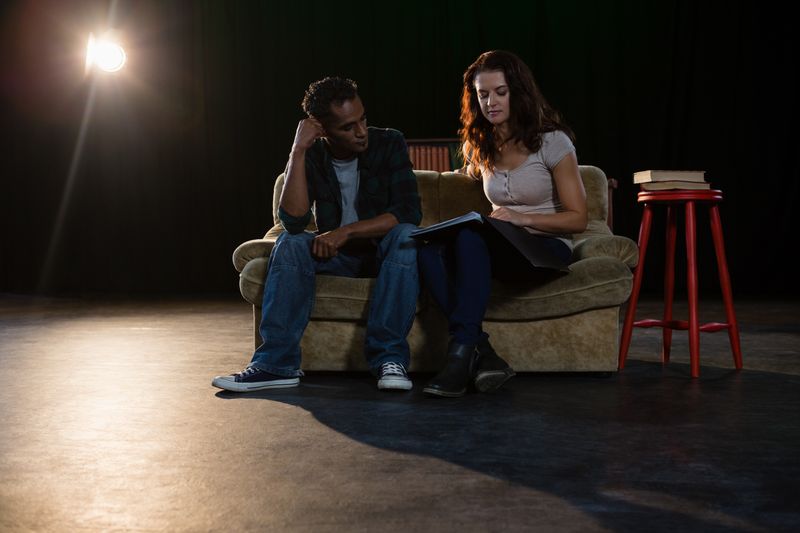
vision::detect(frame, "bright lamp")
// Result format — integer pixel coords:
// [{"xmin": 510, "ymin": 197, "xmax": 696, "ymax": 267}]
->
[{"xmin": 86, "ymin": 33, "xmax": 126, "ymax": 73}]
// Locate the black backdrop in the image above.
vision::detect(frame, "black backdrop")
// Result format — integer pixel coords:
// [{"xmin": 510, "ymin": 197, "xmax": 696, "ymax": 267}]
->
[{"xmin": 1, "ymin": 0, "xmax": 798, "ymax": 296}]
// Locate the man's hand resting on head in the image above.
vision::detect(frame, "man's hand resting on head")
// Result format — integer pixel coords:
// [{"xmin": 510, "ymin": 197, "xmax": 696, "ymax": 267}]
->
[{"xmin": 292, "ymin": 118, "xmax": 325, "ymax": 153}]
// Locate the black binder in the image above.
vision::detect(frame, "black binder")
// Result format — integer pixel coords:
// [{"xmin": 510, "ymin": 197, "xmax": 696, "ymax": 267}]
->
[{"xmin": 409, "ymin": 211, "xmax": 570, "ymax": 273}]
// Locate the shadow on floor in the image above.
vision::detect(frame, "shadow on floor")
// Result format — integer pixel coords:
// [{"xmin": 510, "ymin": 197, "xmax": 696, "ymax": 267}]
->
[{"xmin": 215, "ymin": 360, "xmax": 800, "ymax": 532}]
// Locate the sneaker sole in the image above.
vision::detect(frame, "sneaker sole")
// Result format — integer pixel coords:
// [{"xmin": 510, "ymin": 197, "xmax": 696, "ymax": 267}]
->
[
  {"xmin": 378, "ymin": 378, "xmax": 413, "ymax": 391},
  {"xmin": 211, "ymin": 377, "xmax": 300, "ymax": 392},
  {"xmin": 474, "ymin": 369, "xmax": 516, "ymax": 393},
  {"xmin": 423, "ymin": 386, "xmax": 466, "ymax": 398}
]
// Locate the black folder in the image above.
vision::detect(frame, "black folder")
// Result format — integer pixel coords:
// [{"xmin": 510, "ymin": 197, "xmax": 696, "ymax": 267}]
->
[{"xmin": 409, "ymin": 211, "xmax": 570, "ymax": 273}]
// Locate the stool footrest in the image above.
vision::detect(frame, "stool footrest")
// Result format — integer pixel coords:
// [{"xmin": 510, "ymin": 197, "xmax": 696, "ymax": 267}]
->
[{"xmin": 633, "ymin": 319, "xmax": 731, "ymax": 332}]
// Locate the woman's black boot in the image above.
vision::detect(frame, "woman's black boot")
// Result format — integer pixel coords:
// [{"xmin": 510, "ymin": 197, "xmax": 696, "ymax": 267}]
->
[
  {"xmin": 474, "ymin": 338, "xmax": 516, "ymax": 392},
  {"xmin": 423, "ymin": 341, "xmax": 478, "ymax": 397}
]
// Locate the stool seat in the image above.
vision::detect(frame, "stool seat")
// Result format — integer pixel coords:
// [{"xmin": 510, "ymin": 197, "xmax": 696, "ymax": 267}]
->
[
  {"xmin": 618, "ymin": 188, "xmax": 743, "ymax": 377},
  {"xmin": 637, "ymin": 189, "xmax": 724, "ymax": 203}
]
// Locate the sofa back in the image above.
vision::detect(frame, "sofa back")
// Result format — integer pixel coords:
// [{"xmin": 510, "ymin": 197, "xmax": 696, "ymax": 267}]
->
[{"xmin": 270, "ymin": 165, "xmax": 611, "ymax": 238}]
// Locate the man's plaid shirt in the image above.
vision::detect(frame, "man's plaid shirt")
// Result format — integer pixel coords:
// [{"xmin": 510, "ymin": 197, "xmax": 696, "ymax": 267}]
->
[{"xmin": 278, "ymin": 127, "xmax": 422, "ymax": 234}]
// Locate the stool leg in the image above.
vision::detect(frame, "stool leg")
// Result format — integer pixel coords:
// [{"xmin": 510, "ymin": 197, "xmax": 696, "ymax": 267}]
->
[
  {"xmin": 685, "ymin": 201, "xmax": 700, "ymax": 378},
  {"xmin": 662, "ymin": 205, "xmax": 677, "ymax": 364},
  {"xmin": 619, "ymin": 205, "xmax": 653, "ymax": 370},
  {"xmin": 710, "ymin": 205, "xmax": 743, "ymax": 369}
]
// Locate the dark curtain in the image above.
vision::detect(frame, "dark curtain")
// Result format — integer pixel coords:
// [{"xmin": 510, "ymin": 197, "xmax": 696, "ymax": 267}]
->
[{"xmin": 1, "ymin": 0, "xmax": 797, "ymax": 296}]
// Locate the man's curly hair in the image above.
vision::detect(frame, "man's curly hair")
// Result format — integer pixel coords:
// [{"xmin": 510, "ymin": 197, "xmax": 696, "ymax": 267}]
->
[{"xmin": 302, "ymin": 77, "xmax": 359, "ymax": 120}]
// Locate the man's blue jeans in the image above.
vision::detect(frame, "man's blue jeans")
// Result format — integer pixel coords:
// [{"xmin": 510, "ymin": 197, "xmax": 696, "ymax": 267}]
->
[{"xmin": 249, "ymin": 223, "xmax": 419, "ymax": 377}]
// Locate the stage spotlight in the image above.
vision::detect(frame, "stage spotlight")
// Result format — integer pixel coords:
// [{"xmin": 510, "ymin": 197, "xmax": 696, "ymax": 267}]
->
[{"xmin": 86, "ymin": 33, "xmax": 126, "ymax": 73}]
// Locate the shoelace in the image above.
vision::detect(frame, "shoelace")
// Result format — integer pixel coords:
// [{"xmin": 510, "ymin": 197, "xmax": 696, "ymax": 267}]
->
[
  {"xmin": 381, "ymin": 362, "xmax": 406, "ymax": 377},
  {"xmin": 236, "ymin": 367, "xmax": 259, "ymax": 380}
]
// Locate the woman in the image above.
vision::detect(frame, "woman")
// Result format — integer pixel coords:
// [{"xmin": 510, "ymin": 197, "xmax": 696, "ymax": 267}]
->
[{"xmin": 420, "ymin": 50, "xmax": 587, "ymax": 397}]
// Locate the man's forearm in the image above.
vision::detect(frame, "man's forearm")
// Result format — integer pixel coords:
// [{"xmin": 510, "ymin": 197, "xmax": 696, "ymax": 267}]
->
[
  {"xmin": 279, "ymin": 148, "xmax": 311, "ymax": 217},
  {"xmin": 341, "ymin": 213, "xmax": 399, "ymax": 239},
  {"xmin": 311, "ymin": 213, "xmax": 399, "ymax": 259}
]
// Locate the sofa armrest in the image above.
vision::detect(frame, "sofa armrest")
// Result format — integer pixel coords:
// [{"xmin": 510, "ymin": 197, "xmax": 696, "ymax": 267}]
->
[
  {"xmin": 232, "ymin": 224, "xmax": 284, "ymax": 273},
  {"xmin": 572, "ymin": 235, "xmax": 639, "ymax": 269},
  {"xmin": 232, "ymin": 239, "xmax": 275, "ymax": 273}
]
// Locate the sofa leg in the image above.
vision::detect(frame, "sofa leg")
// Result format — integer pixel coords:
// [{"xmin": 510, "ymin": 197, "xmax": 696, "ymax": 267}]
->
[{"xmin": 253, "ymin": 305, "xmax": 262, "ymax": 349}]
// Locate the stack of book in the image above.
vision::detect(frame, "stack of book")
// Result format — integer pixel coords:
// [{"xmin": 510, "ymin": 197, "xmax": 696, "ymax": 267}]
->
[
  {"xmin": 633, "ymin": 170, "xmax": 710, "ymax": 190},
  {"xmin": 407, "ymin": 144, "xmax": 452, "ymax": 172}
]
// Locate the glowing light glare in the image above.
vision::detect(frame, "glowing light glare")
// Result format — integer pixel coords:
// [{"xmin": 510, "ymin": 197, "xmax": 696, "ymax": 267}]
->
[{"xmin": 86, "ymin": 33, "xmax": 127, "ymax": 73}]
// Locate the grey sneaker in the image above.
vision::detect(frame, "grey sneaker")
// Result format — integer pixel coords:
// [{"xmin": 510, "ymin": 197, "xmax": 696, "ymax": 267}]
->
[
  {"xmin": 212, "ymin": 366, "xmax": 299, "ymax": 392},
  {"xmin": 377, "ymin": 362, "xmax": 412, "ymax": 391}
]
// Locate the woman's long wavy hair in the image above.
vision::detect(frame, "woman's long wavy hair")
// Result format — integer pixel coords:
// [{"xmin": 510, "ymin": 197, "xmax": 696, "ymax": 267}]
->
[{"xmin": 460, "ymin": 50, "xmax": 574, "ymax": 175}]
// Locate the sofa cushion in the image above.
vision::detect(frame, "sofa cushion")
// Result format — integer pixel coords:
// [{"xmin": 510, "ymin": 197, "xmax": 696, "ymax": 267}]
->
[
  {"xmin": 437, "ymin": 172, "xmax": 493, "ymax": 221},
  {"xmin": 240, "ymin": 258, "xmax": 419, "ymax": 319},
  {"xmin": 485, "ymin": 256, "xmax": 633, "ymax": 320},
  {"xmin": 572, "ymin": 235, "xmax": 639, "ymax": 268},
  {"xmin": 574, "ymin": 219, "xmax": 612, "ymax": 240},
  {"xmin": 415, "ymin": 170, "xmax": 443, "ymax": 228},
  {"xmin": 241, "ymin": 253, "xmax": 631, "ymax": 322},
  {"xmin": 311, "ymin": 275, "xmax": 384, "ymax": 320}
]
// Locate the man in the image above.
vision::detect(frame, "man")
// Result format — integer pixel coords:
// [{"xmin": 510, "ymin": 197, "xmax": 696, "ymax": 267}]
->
[{"xmin": 213, "ymin": 77, "xmax": 421, "ymax": 392}]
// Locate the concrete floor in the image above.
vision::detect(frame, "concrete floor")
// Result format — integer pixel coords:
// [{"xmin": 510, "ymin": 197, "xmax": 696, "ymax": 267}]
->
[{"xmin": 1, "ymin": 293, "xmax": 798, "ymax": 532}]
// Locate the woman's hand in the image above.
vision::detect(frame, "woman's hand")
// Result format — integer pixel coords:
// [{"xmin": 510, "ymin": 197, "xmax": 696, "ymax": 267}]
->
[{"xmin": 489, "ymin": 206, "xmax": 528, "ymax": 227}]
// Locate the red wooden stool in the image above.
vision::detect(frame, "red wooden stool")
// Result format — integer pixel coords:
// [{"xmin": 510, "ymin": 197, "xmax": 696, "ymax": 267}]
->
[{"xmin": 618, "ymin": 189, "xmax": 743, "ymax": 377}]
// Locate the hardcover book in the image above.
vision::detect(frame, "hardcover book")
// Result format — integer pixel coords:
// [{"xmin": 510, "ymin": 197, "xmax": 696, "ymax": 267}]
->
[
  {"xmin": 633, "ymin": 170, "xmax": 706, "ymax": 184},
  {"xmin": 409, "ymin": 211, "xmax": 570, "ymax": 273},
  {"xmin": 640, "ymin": 180, "xmax": 711, "ymax": 191}
]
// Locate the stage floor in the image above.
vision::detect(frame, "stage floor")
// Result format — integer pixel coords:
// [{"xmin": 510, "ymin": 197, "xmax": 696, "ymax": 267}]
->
[{"xmin": 1, "ymin": 293, "xmax": 798, "ymax": 531}]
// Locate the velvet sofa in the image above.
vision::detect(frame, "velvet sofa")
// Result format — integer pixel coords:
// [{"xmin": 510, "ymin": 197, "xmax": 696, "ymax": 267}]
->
[{"xmin": 232, "ymin": 165, "xmax": 637, "ymax": 373}]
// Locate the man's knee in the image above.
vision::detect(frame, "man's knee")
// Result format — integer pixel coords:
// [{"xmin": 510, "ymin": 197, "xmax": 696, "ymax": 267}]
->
[
  {"xmin": 379, "ymin": 223, "xmax": 419, "ymax": 265},
  {"xmin": 272, "ymin": 231, "xmax": 315, "ymax": 264},
  {"xmin": 383, "ymin": 223, "xmax": 417, "ymax": 247}
]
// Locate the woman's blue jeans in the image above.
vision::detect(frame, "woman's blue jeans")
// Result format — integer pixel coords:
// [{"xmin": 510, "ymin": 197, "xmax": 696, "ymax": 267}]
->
[
  {"xmin": 249, "ymin": 223, "xmax": 419, "ymax": 377},
  {"xmin": 418, "ymin": 227, "xmax": 492, "ymax": 346},
  {"xmin": 418, "ymin": 226, "xmax": 571, "ymax": 346}
]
